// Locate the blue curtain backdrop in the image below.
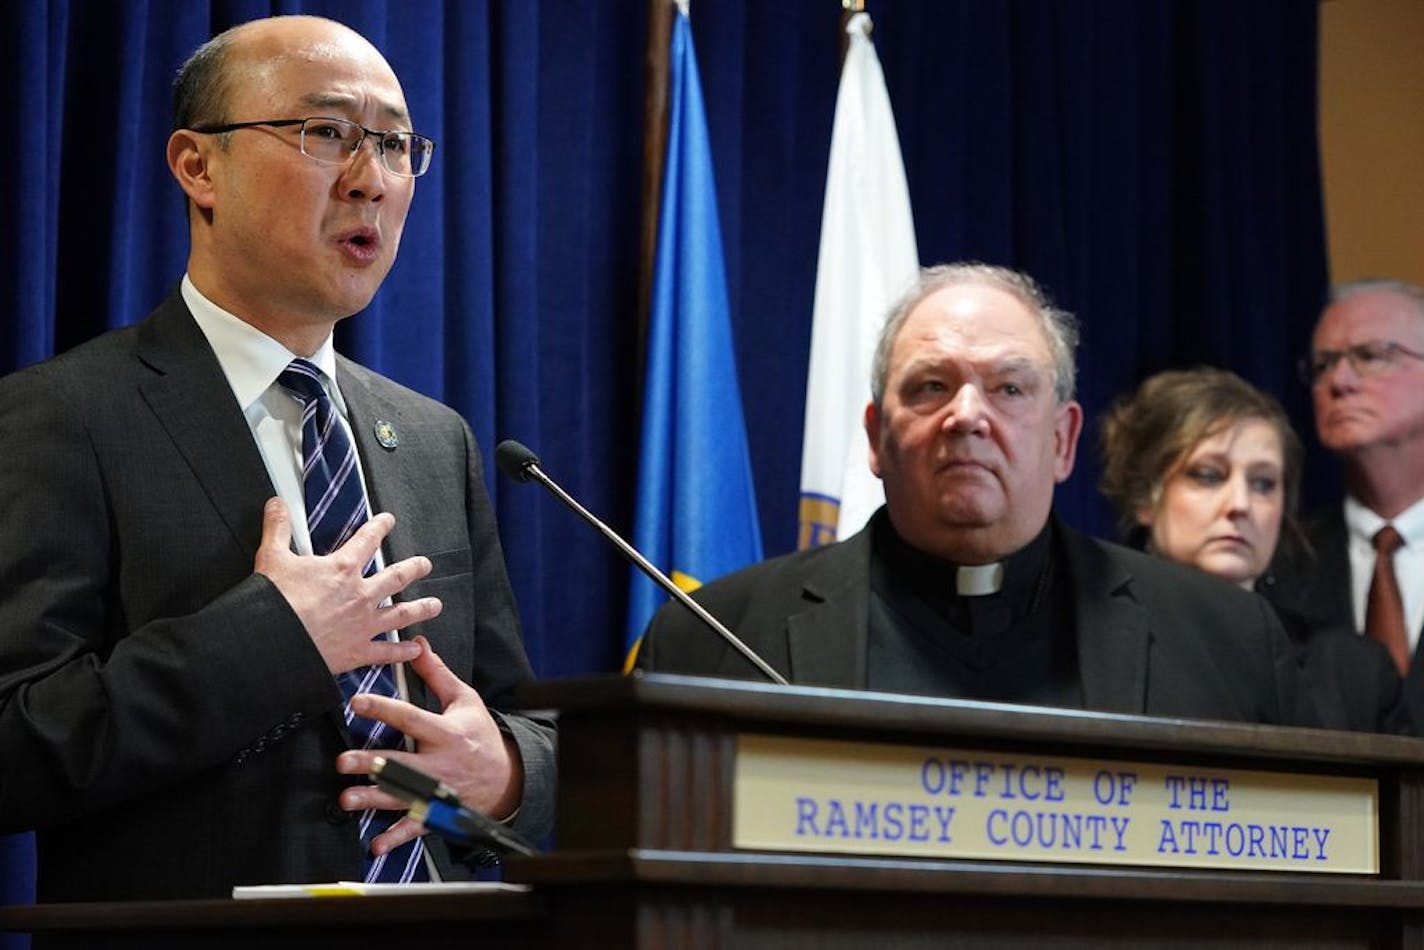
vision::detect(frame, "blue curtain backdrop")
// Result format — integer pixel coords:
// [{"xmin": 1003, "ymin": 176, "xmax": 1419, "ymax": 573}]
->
[{"xmin": 0, "ymin": 0, "xmax": 1326, "ymax": 918}]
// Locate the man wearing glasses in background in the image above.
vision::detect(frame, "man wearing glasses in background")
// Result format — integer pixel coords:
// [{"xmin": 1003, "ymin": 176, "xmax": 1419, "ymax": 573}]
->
[
  {"xmin": 0, "ymin": 15, "xmax": 553, "ymax": 901},
  {"xmin": 1274, "ymin": 279, "xmax": 1424, "ymax": 727}
]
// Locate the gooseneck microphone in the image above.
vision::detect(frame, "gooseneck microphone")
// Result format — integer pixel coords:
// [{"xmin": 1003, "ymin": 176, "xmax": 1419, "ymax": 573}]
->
[
  {"xmin": 370, "ymin": 756, "xmax": 535, "ymax": 861},
  {"xmin": 494, "ymin": 440, "xmax": 788, "ymax": 686}
]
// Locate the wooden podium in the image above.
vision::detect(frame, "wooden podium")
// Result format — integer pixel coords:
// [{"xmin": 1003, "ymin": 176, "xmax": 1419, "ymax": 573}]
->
[
  {"xmin": 6, "ymin": 672, "xmax": 1424, "ymax": 948},
  {"xmin": 513, "ymin": 673, "xmax": 1424, "ymax": 949}
]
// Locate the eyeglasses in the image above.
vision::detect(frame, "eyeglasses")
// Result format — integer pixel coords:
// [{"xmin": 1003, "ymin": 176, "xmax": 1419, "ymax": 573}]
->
[
  {"xmin": 189, "ymin": 116, "xmax": 435, "ymax": 178},
  {"xmin": 1298, "ymin": 339, "xmax": 1424, "ymax": 386}
]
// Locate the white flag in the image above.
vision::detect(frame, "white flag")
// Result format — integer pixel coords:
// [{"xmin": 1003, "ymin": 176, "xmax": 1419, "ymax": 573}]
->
[{"xmin": 797, "ymin": 11, "xmax": 919, "ymax": 549}]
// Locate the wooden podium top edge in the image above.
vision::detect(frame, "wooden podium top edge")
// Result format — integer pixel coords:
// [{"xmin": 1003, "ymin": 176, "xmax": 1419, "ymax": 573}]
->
[{"xmin": 518, "ymin": 672, "xmax": 1424, "ymax": 768}]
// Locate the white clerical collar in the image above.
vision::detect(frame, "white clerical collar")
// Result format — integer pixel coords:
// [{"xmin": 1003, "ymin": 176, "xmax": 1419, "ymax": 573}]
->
[{"xmin": 956, "ymin": 562, "xmax": 1004, "ymax": 596}]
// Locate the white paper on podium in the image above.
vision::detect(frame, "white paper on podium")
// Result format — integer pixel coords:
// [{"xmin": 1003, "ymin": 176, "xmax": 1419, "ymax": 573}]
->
[{"xmin": 232, "ymin": 881, "xmax": 530, "ymax": 899}]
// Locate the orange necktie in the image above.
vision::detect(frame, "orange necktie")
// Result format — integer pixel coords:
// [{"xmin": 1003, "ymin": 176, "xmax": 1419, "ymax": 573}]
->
[{"xmin": 1366, "ymin": 525, "xmax": 1410, "ymax": 675}]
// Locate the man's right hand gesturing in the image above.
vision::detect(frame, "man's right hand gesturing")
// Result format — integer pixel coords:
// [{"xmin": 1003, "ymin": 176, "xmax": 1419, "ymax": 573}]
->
[{"xmin": 253, "ymin": 497, "xmax": 443, "ymax": 674}]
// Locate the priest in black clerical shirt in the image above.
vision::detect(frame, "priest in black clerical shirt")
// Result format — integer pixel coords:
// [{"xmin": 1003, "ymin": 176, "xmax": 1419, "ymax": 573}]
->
[
  {"xmin": 637, "ymin": 262, "xmax": 1319, "ymax": 728},
  {"xmin": 867, "ymin": 511, "xmax": 1081, "ymax": 707}
]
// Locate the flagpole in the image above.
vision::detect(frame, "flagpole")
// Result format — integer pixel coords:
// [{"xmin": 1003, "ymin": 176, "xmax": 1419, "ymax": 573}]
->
[
  {"xmin": 840, "ymin": 0, "xmax": 865, "ymax": 64},
  {"xmin": 637, "ymin": 0, "xmax": 677, "ymax": 352}
]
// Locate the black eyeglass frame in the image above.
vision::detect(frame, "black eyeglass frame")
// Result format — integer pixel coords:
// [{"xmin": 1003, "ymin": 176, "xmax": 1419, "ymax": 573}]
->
[
  {"xmin": 187, "ymin": 116, "xmax": 435, "ymax": 178},
  {"xmin": 1297, "ymin": 339, "xmax": 1424, "ymax": 386}
]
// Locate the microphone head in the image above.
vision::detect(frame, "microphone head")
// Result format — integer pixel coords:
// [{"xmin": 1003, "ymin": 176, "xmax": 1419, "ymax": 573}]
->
[{"xmin": 495, "ymin": 440, "xmax": 541, "ymax": 482}]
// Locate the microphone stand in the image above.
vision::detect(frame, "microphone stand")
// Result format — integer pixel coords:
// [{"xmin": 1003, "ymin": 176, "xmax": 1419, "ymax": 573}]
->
[{"xmin": 496, "ymin": 441, "xmax": 788, "ymax": 686}]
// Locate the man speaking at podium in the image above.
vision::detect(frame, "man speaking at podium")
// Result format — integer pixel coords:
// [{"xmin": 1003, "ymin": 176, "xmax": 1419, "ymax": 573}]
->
[
  {"xmin": 0, "ymin": 16, "xmax": 552, "ymax": 901},
  {"xmin": 640, "ymin": 263, "xmax": 1317, "ymax": 727}
]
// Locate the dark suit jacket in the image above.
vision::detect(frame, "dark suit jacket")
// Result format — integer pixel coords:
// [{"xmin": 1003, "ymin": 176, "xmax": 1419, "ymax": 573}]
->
[
  {"xmin": 639, "ymin": 516, "xmax": 1318, "ymax": 726},
  {"xmin": 1268, "ymin": 505, "xmax": 1424, "ymax": 733},
  {"xmin": 1268, "ymin": 507, "xmax": 1356, "ymax": 634},
  {"xmin": 0, "ymin": 292, "xmax": 554, "ymax": 901},
  {"xmin": 1266, "ymin": 601, "xmax": 1411, "ymax": 734}
]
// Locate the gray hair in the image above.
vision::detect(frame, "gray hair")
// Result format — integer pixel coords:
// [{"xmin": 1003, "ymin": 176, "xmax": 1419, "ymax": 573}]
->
[
  {"xmin": 1328, "ymin": 278, "xmax": 1424, "ymax": 314},
  {"xmin": 870, "ymin": 262, "xmax": 1079, "ymax": 405}
]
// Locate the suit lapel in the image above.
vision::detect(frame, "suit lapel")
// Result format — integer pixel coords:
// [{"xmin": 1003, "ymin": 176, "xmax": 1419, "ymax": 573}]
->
[
  {"xmin": 134, "ymin": 294, "xmax": 273, "ymax": 556},
  {"xmin": 1059, "ymin": 525, "xmax": 1150, "ymax": 714},
  {"xmin": 786, "ymin": 530, "xmax": 873, "ymax": 688},
  {"xmin": 1310, "ymin": 508, "xmax": 1354, "ymax": 627},
  {"xmin": 335, "ymin": 359, "xmax": 408, "ymax": 554}
]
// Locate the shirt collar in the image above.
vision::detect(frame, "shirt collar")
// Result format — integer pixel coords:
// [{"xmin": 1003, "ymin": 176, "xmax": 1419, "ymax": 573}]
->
[
  {"xmin": 873, "ymin": 509, "xmax": 1052, "ymax": 600},
  {"xmin": 955, "ymin": 562, "xmax": 1004, "ymax": 596},
  {"xmin": 1344, "ymin": 493, "xmax": 1424, "ymax": 549},
  {"xmin": 182, "ymin": 274, "xmax": 341, "ymax": 411}
]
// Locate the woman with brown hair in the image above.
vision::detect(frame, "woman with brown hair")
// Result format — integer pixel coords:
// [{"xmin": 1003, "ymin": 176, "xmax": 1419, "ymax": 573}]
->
[{"xmin": 1100, "ymin": 367, "xmax": 1408, "ymax": 733}]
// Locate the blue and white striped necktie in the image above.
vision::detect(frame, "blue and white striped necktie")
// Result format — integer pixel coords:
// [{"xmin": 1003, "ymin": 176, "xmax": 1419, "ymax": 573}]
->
[{"xmin": 278, "ymin": 358, "xmax": 428, "ymax": 883}]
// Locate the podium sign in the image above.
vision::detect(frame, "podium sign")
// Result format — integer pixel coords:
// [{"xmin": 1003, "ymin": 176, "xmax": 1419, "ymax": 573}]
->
[{"xmin": 734, "ymin": 733, "xmax": 1378, "ymax": 874}]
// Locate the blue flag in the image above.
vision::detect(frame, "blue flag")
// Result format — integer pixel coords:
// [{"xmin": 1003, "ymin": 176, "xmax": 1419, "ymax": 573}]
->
[{"xmin": 624, "ymin": 9, "xmax": 762, "ymax": 670}]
